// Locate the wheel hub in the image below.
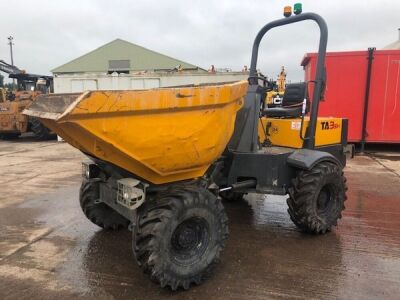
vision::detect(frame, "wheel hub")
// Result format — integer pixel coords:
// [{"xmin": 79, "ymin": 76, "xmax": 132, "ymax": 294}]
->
[
  {"xmin": 318, "ymin": 188, "xmax": 329, "ymax": 208},
  {"xmin": 177, "ymin": 227, "xmax": 197, "ymax": 249},
  {"xmin": 317, "ymin": 185, "xmax": 335, "ymax": 215},
  {"xmin": 171, "ymin": 217, "xmax": 209, "ymax": 261}
]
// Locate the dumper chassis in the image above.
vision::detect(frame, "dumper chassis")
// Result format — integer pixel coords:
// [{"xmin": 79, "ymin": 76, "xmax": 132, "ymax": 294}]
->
[{"xmin": 26, "ymin": 11, "xmax": 347, "ymax": 291}]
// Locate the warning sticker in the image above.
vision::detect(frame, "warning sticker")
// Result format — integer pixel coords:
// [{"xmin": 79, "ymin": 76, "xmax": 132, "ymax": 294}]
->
[{"xmin": 291, "ymin": 121, "xmax": 301, "ymax": 131}]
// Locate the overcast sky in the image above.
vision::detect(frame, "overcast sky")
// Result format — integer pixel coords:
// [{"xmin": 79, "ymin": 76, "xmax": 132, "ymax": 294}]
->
[{"xmin": 0, "ymin": 0, "xmax": 399, "ymax": 81}]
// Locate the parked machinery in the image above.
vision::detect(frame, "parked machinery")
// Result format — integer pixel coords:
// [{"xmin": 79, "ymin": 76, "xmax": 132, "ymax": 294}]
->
[
  {"xmin": 265, "ymin": 66, "xmax": 287, "ymax": 107},
  {"xmin": 25, "ymin": 8, "xmax": 348, "ymax": 291},
  {"xmin": 0, "ymin": 60, "xmax": 53, "ymax": 139}
]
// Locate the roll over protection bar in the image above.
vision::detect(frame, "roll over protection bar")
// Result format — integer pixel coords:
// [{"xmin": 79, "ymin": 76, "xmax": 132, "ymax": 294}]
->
[{"xmin": 248, "ymin": 12, "xmax": 328, "ymax": 150}]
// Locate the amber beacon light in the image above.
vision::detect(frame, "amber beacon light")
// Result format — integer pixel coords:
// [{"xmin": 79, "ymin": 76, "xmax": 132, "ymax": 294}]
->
[{"xmin": 283, "ymin": 6, "xmax": 292, "ymax": 17}]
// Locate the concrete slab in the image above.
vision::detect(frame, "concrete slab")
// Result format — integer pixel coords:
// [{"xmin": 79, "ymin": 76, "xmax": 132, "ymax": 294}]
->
[{"xmin": 0, "ymin": 139, "xmax": 399, "ymax": 299}]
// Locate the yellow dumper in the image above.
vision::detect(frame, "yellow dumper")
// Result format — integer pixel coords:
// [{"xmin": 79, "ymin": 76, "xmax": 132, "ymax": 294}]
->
[{"xmin": 25, "ymin": 10, "xmax": 348, "ymax": 291}]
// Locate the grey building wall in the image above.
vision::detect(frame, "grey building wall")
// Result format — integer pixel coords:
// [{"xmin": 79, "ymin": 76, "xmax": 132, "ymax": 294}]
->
[{"xmin": 53, "ymin": 72, "xmax": 248, "ymax": 93}]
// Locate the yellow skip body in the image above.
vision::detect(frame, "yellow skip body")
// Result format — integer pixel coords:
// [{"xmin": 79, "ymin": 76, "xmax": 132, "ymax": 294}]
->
[{"xmin": 25, "ymin": 81, "xmax": 248, "ymax": 184}]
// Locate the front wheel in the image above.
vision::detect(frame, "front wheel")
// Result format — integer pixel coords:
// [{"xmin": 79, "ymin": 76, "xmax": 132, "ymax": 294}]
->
[
  {"xmin": 30, "ymin": 118, "xmax": 53, "ymax": 140},
  {"xmin": 287, "ymin": 161, "xmax": 347, "ymax": 234},
  {"xmin": 133, "ymin": 185, "xmax": 229, "ymax": 290},
  {"xmin": 79, "ymin": 180, "xmax": 130, "ymax": 230}
]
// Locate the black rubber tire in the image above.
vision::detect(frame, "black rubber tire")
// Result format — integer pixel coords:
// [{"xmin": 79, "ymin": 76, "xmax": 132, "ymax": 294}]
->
[
  {"xmin": 219, "ymin": 190, "xmax": 246, "ymax": 202},
  {"xmin": 133, "ymin": 185, "xmax": 229, "ymax": 290},
  {"xmin": 30, "ymin": 118, "xmax": 52, "ymax": 140},
  {"xmin": 287, "ymin": 162, "xmax": 347, "ymax": 234},
  {"xmin": 0, "ymin": 133, "xmax": 20, "ymax": 140},
  {"xmin": 79, "ymin": 180, "xmax": 130, "ymax": 230}
]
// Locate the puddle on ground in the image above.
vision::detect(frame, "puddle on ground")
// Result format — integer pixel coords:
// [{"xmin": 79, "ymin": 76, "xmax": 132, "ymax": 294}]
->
[{"xmin": 0, "ymin": 170, "xmax": 399, "ymax": 298}]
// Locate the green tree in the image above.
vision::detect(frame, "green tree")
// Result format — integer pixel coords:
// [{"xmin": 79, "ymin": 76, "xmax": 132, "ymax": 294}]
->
[
  {"xmin": 0, "ymin": 74, "xmax": 3, "ymax": 87},
  {"xmin": 4, "ymin": 82, "xmax": 16, "ymax": 90}
]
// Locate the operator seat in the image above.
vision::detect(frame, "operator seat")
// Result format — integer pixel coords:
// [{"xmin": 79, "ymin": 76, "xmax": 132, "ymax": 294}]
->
[{"xmin": 264, "ymin": 82, "xmax": 308, "ymax": 118}]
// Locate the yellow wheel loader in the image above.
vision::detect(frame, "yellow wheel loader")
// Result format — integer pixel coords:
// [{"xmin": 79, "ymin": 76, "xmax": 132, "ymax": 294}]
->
[
  {"xmin": 265, "ymin": 66, "xmax": 286, "ymax": 107},
  {"xmin": 25, "ymin": 9, "xmax": 347, "ymax": 291},
  {"xmin": 0, "ymin": 60, "xmax": 54, "ymax": 140}
]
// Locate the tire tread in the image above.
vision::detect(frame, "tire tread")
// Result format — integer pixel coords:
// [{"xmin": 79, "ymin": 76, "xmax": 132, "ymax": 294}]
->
[
  {"xmin": 134, "ymin": 185, "xmax": 228, "ymax": 290},
  {"xmin": 287, "ymin": 162, "xmax": 347, "ymax": 234}
]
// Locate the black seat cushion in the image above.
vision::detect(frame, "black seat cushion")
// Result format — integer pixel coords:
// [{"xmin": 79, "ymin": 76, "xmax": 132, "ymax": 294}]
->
[{"xmin": 263, "ymin": 106, "xmax": 303, "ymax": 118}]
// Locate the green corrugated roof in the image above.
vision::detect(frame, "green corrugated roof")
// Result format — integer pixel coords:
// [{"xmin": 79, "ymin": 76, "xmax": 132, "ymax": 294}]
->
[{"xmin": 52, "ymin": 39, "xmax": 203, "ymax": 73}]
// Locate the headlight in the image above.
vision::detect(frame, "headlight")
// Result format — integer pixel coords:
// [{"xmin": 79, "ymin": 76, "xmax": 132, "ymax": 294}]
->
[
  {"xmin": 82, "ymin": 163, "xmax": 89, "ymax": 179},
  {"xmin": 82, "ymin": 161, "xmax": 100, "ymax": 179},
  {"xmin": 117, "ymin": 178, "xmax": 147, "ymax": 210},
  {"xmin": 123, "ymin": 192, "xmax": 130, "ymax": 201}
]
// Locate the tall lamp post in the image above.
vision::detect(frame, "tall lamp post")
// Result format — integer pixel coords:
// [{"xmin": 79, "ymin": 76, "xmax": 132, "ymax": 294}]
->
[{"xmin": 7, "ymin": 36, "xmax": 15, "ymax": 87}]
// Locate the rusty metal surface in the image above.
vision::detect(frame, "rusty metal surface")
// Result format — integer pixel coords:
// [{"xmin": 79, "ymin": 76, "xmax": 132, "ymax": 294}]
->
[
  {"xmin": 0, "ymin": 100, "xmax": 31, "ymax": 133},
  {"xmin": 0, "ymin": 140, "xmax": 399, "ymax": 299},
  {"xmin": 0, "ymin": 91, "xmax": 43, "ymax": 134},
  {"xmin": 23, "ymin": 93, "xmax": 81, "ymax": 120}
]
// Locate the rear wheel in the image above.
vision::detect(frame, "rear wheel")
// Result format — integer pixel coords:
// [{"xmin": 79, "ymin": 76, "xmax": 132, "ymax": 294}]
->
[
  {"xmin": 30, "ymin": 118, "xmax": 52, "ymax": 140},
  {"xmin": 133, "ymin": 185, "xmax": 229, "ymax": 290},
  {"xmin": 79, "ymin": 180, "xmax": 130, "ymax": 230},
  {"xmin": 219, "ymin": 190, "xmax": 246, "ymax": 202},
  {"xmin": 287, "ymin": 161, "xmax": 347, "ymax": 234}
]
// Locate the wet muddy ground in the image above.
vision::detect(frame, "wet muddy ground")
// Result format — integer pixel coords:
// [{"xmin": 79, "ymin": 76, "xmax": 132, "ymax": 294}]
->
[{"xmin": 0, "ymin": 139, "xmax": 399, "ymax": 299}]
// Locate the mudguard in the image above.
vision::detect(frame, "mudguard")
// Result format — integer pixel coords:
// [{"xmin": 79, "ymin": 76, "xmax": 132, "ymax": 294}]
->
[{"xmin": 287, "ymin": 148, "xmax": 342, "ymax": 170}]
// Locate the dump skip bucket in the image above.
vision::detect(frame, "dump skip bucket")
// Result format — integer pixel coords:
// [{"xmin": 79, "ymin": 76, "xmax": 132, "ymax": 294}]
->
[{"xmin": 24, "ymin": 81, "xmax": 248, "ymax": 184}]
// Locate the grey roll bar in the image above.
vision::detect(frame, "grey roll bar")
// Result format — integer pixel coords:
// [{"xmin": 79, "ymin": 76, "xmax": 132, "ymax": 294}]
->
[{"xmin": 248, "ymin": 12, "xmax": 328, "ymax": 149}]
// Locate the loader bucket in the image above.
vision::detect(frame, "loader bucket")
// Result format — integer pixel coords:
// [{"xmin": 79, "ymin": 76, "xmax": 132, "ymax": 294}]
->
[{"xmin": 24, "ymin": 81, "xmax": 248, "ymax": 184}]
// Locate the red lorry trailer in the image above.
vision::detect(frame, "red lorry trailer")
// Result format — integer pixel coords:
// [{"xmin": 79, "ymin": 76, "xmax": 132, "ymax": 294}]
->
[{"xmin": 302, "ymin": 49, "xmax": 400, "ymax": 147}]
